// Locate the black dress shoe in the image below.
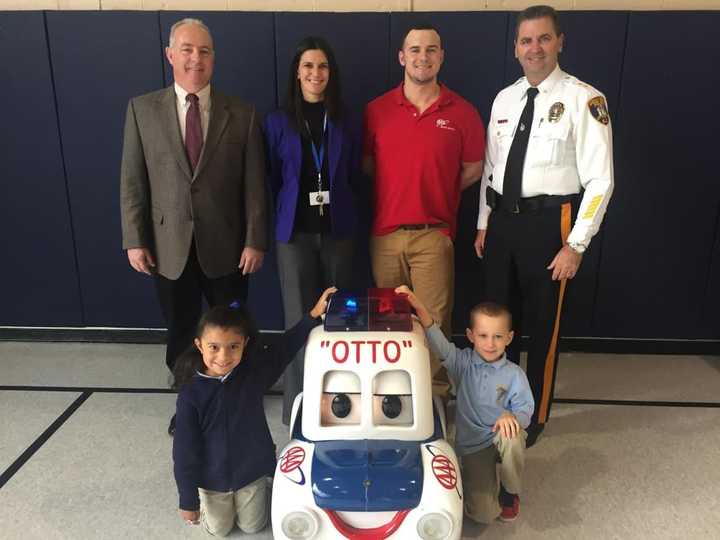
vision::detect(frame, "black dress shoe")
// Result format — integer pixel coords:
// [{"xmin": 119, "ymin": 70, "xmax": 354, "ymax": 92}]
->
[
  {"xmin": 168, "ymin": 414, "xmax": 176, "ymax": 437},
  {"xmin": 525, "ymin": 423, "xmax": 544, "ymax": 448}
]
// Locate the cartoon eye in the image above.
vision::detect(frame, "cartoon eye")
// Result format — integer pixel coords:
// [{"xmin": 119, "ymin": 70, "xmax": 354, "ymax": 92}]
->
[
  {"xmin": 321, "ymin": 371, "xmax": 361, "ymax": 426},
  {"xmin": 372, "ymin": 370, "xmax": 413, "ymax": 426},
  {"xmin": 382, "ymin": 395, "xmax": 402, "ymax": 419},
  {"xmin": 372, "ymin": 395, "xmax": 413, "ymax": 426},
  {"xmin": 321, "ymin": 393, "xmax": 361, "ymax": 426},
  {"xmin": 332, "ymin": 394, "xmax": 352, "ymax": 418}
]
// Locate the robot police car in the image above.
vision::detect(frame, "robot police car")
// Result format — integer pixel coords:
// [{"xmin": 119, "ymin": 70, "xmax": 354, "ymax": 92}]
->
[{"xmin": 272, "ymin": 289, "xmax": 463, "ymax": 540}]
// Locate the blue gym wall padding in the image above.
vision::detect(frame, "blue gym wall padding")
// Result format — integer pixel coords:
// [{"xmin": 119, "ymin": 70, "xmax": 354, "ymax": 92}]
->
[
  {"xmin": 0, "ymin": 12, "xmax": 83, "ymax": 326},
  {"xmin": 46, "ymin": 11, "xmax": 165, "ymax": 327},
  {"xmin": 594, "ymin": 12, "xmax": 720, "ymax": 338}
]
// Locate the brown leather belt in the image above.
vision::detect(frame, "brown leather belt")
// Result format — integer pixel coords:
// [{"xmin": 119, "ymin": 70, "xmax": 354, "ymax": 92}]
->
[{"xmin": 397, "ymin": 223, "xmax": 448, "ymax": 230}]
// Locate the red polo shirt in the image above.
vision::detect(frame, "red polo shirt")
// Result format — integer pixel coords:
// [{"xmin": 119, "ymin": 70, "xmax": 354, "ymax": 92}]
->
[{"xmin": 363, "ymin": 83, "xmax": 485, "ymax": 238}]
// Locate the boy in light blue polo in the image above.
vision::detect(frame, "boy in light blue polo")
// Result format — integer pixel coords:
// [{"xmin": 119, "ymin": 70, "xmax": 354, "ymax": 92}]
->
[{"xmin": 396, "ymin": 286, "xmax": 534, "ymax": 524}]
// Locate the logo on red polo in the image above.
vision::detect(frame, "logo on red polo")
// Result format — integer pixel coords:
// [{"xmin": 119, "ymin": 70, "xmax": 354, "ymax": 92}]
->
[{"xmin": 436, "ymin": 118, "xmax": 456, "ymax": 131}]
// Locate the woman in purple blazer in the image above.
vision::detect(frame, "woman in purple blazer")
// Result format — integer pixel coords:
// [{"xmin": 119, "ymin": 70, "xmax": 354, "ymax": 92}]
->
[{"xmin": 264, "ymin": 36, "xmax": 361, "ymax": 424}]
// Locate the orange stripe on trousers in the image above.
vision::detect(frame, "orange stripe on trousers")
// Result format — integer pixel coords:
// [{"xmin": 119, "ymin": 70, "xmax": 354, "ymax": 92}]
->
[{"xmin": 537, "ymin": 202, "xmax": 572, "ymax": 424}]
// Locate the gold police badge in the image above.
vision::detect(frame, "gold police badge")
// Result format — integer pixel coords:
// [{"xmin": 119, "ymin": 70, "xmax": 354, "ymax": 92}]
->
[
  {"xmin": 548, "ymin": 102, "xmax": 564, "ymax": 123},
  {"xmin": 588, "ymin": 96, "xmax": 610, "ymax": 125}
]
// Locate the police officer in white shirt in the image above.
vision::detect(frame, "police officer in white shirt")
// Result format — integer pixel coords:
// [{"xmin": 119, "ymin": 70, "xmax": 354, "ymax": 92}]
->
[{"xmin": 474, "ymin": 5, "xmax": 614, "ymax": 447}]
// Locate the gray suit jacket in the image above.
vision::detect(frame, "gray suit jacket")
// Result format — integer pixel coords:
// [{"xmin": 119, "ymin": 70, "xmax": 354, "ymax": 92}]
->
[{"xmin": 120, "ymin": 86, "xmax": 266, "ymax": 280}]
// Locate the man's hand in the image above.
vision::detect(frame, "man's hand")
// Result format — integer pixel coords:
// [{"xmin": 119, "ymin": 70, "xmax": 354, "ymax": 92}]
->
[
  {"xmin": 179, "ymin": 509, "xmax": 200, "ymax": 525},
  {"xmin": 473, "ymin": 229, "xmax": 487, "ymax": 258},
  {"xmin": 238, "ymin": 247, "xmax": 265, "ymax": 275},
  {"xmin": 493, "ymin": 411, "xmax": 520, "ymax": 439},
  {"xmin": 310, "ymin": 287, "xmax": 338, "ymax": 319},
  {"xmin": 394, "ymin": 285, "xmax": 434, "ymax": 328},
  {"xmin": 547, "ymin": 244, "xmax": 583, "ymax": 281},
  {"xmin": 127, "ymin": 248, "xmax": 156, "ymax": 275}
]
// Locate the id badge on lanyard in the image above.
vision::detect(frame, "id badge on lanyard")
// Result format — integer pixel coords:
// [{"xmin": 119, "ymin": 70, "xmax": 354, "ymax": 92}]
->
[{"xmin": 306, "ymin": 113, "xmax": 329, "ymax": 216}]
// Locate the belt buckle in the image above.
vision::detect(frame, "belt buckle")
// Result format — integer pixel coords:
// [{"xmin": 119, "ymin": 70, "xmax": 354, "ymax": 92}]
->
[{"xmin": 512, "ymin": 203, "xmax": 520, "ymax": 214}]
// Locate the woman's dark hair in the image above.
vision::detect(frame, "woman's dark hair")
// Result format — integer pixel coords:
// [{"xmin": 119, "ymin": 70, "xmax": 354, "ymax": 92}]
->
[
  {"xmin": 173, "ymin": 302, "xmax": 258, "ymax": 388},
  {"xmin": 284, "ymin": 36, "xmax": 343, "ymax": 133}
]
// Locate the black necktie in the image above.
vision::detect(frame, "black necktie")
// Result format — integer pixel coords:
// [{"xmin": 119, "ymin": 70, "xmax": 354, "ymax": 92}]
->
[
  {"xmin": 503, "ymin": 87, "xmax": 539, "ymax": 211},
  {"xmin": 185, "ymin": 93, "xmax": 203, "ymax": 172}
]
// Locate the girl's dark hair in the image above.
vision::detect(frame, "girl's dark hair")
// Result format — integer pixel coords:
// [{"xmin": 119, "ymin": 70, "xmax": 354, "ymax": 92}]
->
[
  {"xmin": 284, "ymin": 36, "xmax": 343, "ymax": 133},
  {"xmin": 173, "ymin": 302, "xmax": 258, "ymax": 388}
]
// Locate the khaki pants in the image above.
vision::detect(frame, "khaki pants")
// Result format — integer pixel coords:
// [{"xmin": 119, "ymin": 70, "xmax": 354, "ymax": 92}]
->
[
  {"xmin": 198, "ymin": 477, "xmax": 268, "ymax": 537},
  {"xmin": 371, "ymin": 228, "xmax": 454, "ymax": 394},
  {"xmin": 462, "ymin": 431, "xmax": 526, "ymax": 524}
]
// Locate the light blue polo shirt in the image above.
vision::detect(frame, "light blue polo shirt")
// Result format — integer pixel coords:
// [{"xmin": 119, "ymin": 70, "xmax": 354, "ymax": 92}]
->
[{"xmin": 426, "ymin": 324, "xmax": 535, "ymax": 456}]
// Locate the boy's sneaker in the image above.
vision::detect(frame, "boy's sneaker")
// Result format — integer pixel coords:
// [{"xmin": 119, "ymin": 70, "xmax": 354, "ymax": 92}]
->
[{"xmin": 499, "ymin": 494, "xmax": 519, "ymax": 522}]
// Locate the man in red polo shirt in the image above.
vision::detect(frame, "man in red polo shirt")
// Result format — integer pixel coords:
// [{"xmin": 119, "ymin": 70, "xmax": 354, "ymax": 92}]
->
[{"xmin": 363, "ymin": 24, "xmax": 486, "ymax": 383}]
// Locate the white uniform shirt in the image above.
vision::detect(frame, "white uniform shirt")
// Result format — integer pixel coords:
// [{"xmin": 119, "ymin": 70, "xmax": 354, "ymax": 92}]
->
[
  {"xmin": 174, "ymin": 82, "xmax": 211, "ymax": 143},
  {"xmin": 478, "ymin": 65, "xmax": 614, "ymax": 248}
]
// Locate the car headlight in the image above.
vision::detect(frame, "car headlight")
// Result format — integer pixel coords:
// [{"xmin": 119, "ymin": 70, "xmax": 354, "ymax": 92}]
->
[
  {"xmin": 281, "ymin": 510, "xmax": 319, "ymax": 539},
  {"xmin": 416, "ymin": 512, "xmax": 453, "ymax": 540}
]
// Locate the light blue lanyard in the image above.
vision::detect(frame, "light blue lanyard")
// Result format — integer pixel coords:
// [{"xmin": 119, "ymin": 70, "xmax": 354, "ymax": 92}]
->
[{"xmin": 305, "ymin": 112, "xmax": 327, "ymax": 192}]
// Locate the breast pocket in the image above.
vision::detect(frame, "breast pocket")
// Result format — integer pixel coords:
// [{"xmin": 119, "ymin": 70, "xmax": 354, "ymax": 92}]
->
[
  {"xmin": 494, "ymin": 123, "xmax": 515, "ymax": 160},
  {"xmin": 530, "ymin": 120, "xmax": 572, "ymax": 167}
]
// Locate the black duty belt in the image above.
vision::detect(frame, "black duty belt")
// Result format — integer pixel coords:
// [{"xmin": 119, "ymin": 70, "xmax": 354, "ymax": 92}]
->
[
  {"xmin": 397, "ymin": 223, "xmax": 448, "ymax": 230},
  {"xmin": 487, "ymin": 187, "xmax": 578, "ymax": 214}
]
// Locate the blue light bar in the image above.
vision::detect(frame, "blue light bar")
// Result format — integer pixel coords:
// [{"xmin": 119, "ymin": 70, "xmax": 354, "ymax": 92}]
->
[{"xmin": 324, "ymin": 289, "xmax": 412, "ymax": 332}]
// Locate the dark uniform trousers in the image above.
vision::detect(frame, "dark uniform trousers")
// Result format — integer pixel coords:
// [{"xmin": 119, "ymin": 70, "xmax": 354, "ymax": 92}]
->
[
  {"xmin": 483, "ymin": 201, "xmax": 574, "ymax": 426},
  {"xmin": 154, "ymin": 241, "xmax": 248, "ymax": 372}
]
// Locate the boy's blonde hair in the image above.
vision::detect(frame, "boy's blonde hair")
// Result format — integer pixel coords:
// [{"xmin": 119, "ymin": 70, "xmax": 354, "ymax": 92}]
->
[{"xmin": 468, "ymin": 302, "xmax": 513, "ymax": 331}]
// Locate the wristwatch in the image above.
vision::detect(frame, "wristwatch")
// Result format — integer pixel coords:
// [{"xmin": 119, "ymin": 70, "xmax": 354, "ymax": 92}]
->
[{"xmin": 568, "ymin": 242, "xmax": 586, "ymax": 254}]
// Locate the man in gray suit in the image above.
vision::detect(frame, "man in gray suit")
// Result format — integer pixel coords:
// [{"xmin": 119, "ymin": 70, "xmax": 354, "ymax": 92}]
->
[{"xmin": 120, "ymin": 18, "xmax": 266, "ymax": 431}]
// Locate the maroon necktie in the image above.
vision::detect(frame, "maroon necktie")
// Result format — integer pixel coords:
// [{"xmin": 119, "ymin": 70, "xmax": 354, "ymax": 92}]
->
[{"xmin": 185, "ymin": 93, "xmax": 203, "ymax": 171}]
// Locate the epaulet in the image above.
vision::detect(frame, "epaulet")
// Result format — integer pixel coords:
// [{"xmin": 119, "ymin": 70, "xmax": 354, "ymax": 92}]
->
[{"xmin": 565, "ymin": 76, "xmax": 598, "ymax": 95}]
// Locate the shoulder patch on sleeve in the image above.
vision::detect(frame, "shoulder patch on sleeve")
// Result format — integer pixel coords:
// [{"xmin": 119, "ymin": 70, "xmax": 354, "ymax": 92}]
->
[{"xmin": 587, "ymin": 96, "xmax": 610, "ymax": 125}]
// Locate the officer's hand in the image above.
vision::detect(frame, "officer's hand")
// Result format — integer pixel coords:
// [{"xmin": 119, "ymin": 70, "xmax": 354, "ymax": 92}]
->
[
  {"xmin": 547, "ymin": 245, "xmax": 582, "ymax": 281},
  {"xmin": 127, "ymin": 248, "xmax": 156, "ymax": 275},
  {"xmin": 238, "ymin": 247, "xmax": 265, "ymax": 275},
  {"xmin": 179, "ymin": 509, "xmax": 200, "ymax": 525},
  {"xmin": 474, "ymin": 229, "xmax": 487, "ymax": 258}
]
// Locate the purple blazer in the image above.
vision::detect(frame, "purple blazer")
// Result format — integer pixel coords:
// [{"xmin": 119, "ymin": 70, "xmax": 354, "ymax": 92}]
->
[{"xmin": 263, "ymin": 108, "xmax": 361, "ymax": 243}]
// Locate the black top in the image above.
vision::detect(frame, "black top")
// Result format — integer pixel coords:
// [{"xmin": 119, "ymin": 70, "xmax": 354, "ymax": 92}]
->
[{"xmin": 295, "ymin": 99, "xmax": 331, "ymax": 234}]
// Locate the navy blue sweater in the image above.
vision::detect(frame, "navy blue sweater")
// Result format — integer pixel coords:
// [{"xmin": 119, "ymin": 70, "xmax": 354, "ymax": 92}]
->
[{"xmin": 173, "ymin": 315, "xmax": 319, "ymax": 510}]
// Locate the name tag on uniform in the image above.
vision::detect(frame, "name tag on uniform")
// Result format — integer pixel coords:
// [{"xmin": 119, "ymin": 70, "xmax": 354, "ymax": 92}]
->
[{"xmin": 309, "ymin": 191, "xmax": 330, "ymax": 206}]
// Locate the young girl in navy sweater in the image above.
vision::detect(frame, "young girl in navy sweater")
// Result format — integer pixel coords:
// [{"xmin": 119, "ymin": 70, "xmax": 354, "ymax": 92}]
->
[{"xmin": 172, "ymin": 288, "xmax": 335, "ymax": 536}]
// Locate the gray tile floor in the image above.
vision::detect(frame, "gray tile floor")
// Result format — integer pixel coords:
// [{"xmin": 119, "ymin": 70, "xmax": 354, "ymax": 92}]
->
[{"xmin": 1, "ymin": 342, "xmax": 719, "ymax": 539}]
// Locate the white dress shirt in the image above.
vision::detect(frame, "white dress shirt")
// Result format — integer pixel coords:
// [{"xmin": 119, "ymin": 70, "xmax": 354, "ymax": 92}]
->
[
  {"xmin": 174, "ymin": 83, "xmax": 211, "ymax": 144},
  {"xmin": 478, "ymin": 65, "xmax": 614, "ymax": 248}
]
